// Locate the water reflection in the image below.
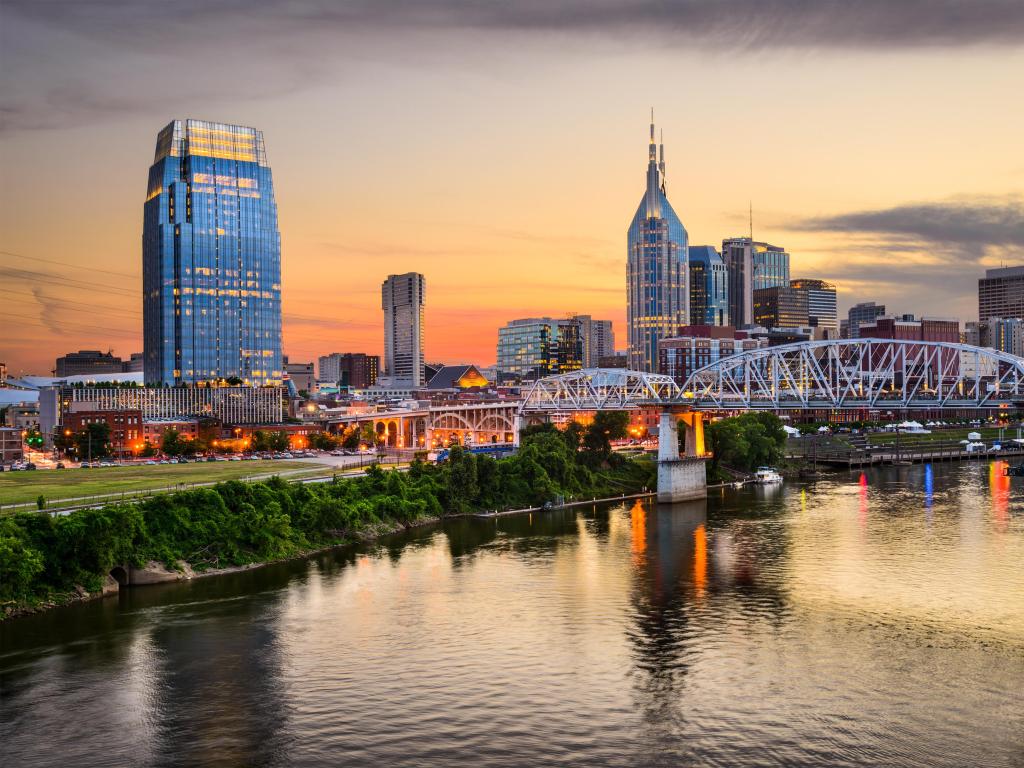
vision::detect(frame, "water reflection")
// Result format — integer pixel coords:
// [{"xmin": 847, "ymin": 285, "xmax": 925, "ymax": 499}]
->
[
  {"xmin": 2, "ymin": 463, "xmax": 1023, "ymax": 768},
  {"xmin": 627, "ymin": 500, "xmax": 707, "ymax": 761}
]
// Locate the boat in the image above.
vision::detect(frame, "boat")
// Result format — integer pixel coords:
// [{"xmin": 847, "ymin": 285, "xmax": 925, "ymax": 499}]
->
[
  {"xmin": 753, "ymin": 467, "xmax": 783, "ymax": 484},
  {"xmin": 732, "ymin": 481, "xmax": 745, "ymax": 489}
]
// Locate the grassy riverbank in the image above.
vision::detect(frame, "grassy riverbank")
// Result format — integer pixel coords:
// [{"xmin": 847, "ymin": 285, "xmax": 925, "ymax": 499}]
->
[
  {"xmin": 0, "ymin": 460, "xmax": 329, "ymax": 508},
  {"xmin": 0, "ymin": 428, "xmax": 655, "ymax": 619}
]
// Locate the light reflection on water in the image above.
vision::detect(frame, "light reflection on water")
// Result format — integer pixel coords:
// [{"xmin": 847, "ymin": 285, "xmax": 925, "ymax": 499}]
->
[{"xmin": 1, "ymin": 461, "xmax": 1022, "ymax": 767}]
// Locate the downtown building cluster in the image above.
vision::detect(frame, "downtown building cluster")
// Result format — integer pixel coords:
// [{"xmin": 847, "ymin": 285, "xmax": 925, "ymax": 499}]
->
[
  {"xmin": 5, "ymin": 114, "xmax": 1024, "ymax": 463},
  {"xmin": 623, "ymin": 116, "xmax": 844, "ymax": 384}
]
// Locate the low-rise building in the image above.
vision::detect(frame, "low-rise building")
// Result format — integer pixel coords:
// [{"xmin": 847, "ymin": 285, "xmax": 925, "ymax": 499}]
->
[
  {"xmin": 658, "ymin": 326, "xmax": 768, "ymax": 384},
  {"xmin": 63, "ymin": 409, "xmax": 144, "ymax": 456},
  {"xmin": 69, "ymin": 385, "xmax": 284, "ymax": 424},
  {"xmin": 284, "ymin": 358, "xmax": 316, "ymax": 394},
  {"xmin": 425, "ymin": 365, "xmax": 490, "ymax": 391},
  {"xmin": 3, "ymin": 402, "xmax": 39, "ymax": 431},
  {"xmin": 0, "ymin": 427, "xmax": 24, "ymax": 464},
  {"xmin": 142, "ymin": 418, "xmax": 200, "ymax": 447},
  {"xmin": 318, "ymin": 353, "xmax": 379, "ymax": 388}
]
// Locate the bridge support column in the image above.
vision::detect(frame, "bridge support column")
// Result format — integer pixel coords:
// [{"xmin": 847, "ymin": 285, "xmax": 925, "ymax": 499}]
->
[{"xmin": 657, "ymin": 411, "xmax": 707, "ymax": 503}]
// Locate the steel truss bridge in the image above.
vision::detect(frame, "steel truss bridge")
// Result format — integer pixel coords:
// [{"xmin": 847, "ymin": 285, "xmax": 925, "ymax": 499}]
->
[
  {"xmin": 520, "ymin": 368, "xmax": 681, "ymax": 412},
  {"xmin": 520, "ymin": 340, "xmax": 1024, "ymax": 412}
]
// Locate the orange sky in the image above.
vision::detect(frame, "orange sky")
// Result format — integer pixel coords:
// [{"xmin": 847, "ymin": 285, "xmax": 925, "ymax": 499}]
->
[{"xmin": 1, "ymin": 3, "xmax": 1022, "ymax": 375}]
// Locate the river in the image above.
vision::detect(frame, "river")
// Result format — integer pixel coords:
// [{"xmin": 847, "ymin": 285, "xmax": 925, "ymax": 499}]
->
[{"xmin": 2, "ymin": 460, "xmax": 1022, "ymax": 767}]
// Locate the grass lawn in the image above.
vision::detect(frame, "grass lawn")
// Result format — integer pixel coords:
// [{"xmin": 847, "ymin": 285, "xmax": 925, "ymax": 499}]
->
[
  {"xmin": 864, "ymin": 427, "xmax": 1011, "ymax": 446},
  {"xmin": 0, "ymin": 460, "xmax": 330, "ymax": 509}
]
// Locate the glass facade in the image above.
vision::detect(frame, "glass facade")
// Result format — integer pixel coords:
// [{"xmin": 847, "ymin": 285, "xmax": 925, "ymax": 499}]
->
[
  {"xmin": 721, "ymin": 238, "xmax": 790, "ymax": 327},
  {"xmin": 752, "ymin": 286, "xmax": 809, "ymax": 329},
  {"xmin": 627, "ymin": 118, "xmax": 688, "ymax": 372},
  {"xmin": 143, "ymin": 119, "xmax": 282, "ymax": 385},
  {"xmin": 790, "ymin": 279, "xmax": 838, "ymax": 331},
  {"xmin": 688, "ymin": 246, "xmax": 729, "ymax": 326},
  {"xmin": 496, "ymin": 318, "xmax": 583, "ymax": 380}
]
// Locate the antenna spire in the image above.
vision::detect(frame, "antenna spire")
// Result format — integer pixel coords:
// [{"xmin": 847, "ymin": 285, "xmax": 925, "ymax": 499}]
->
[
  {"xmin": 659, "ymin": 129, "xmax": 666, "ymax": 192},
  {"xmin": 749, "ymin": 201, "xmax": 754, "ymax": 241}
]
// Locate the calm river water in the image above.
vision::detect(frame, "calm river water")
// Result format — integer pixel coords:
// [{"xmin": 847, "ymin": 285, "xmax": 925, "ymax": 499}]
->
[{"xmin": 2, "ymin": 461, "xmax": 1023, "ymax": 767}]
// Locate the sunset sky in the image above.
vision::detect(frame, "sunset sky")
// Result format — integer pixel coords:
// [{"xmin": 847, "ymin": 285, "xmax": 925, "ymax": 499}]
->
[{"xmin": 2, "ymin": 1, "xmax": 1022, "ymax": 376}]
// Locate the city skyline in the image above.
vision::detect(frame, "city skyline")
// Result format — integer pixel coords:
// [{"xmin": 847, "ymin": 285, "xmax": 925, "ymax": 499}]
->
[{"xmin": 2, "ymin": 2, "xmax": 1023, "ymax": 374}]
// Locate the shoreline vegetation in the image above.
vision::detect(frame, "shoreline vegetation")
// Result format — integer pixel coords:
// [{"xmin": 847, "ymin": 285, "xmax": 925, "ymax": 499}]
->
[{"xmin": 1, "ymin": 422, "xmax": 656, "ymax": 621}]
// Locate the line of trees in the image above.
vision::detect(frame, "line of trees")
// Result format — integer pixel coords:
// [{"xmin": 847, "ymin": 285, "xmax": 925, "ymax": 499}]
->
[{"xmin": 0, "ymin": 424, "xmax": 655, "ymax": 615}]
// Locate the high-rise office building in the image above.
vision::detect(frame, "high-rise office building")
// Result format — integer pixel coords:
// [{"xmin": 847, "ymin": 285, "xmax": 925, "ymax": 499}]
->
[
  {"xmin": 790, "ymin": 279, "xmax": 838, "ymax": 332},
  {"xmin": 752, "ymin": 286, "xmax": 809, "ymax": 329},
  {"xmin": 846, "ymin": 301, "xmax": 886, "ymax": 339},
  {"xmin": 627, "ymin": 116, "xmax": 688, "ymax": 371},
  {"xmin": 979, "ymin": 266, "xmax": 1024, "ymax": 321},
  {"xmin": 143, "ymin": 119, "xmax": 282, "ymax": 385},
  {"xmin": 688, "ymin": 246, "xmax": 729, "ymax": 326},
  {"xmin": 722, "ymin": 238, "xmax": 790, "ymax": 327},
  {"xmin": 382, "ymin": 272, "xmax": 425, "ymax": 387},
  {"xmin": 496, "ymin": 318, "xmax": 583, "ymax": 380},
  {"xmin": 318, "ymin": 353, "xmax": 379, "ymax": 388},
  {"xmin": 574, "ymin": 315, "xmax": 615, "ymax": 368},
  {"xmin": 985, "ymin": 318, "xmax": 1024, "ymax": 357}
]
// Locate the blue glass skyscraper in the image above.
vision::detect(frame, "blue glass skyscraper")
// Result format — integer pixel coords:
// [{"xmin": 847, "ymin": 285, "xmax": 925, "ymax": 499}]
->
[
  {"xmin": 143, "ymin": 120, "xmax": 282, "ymax": 385},
  {"xmin": 689, "ymin": 246, "xmax": 729, "ymax": 326},
  {"xmin": 627, "ymin": 116, "xmax": 688, "ymax": 371}
]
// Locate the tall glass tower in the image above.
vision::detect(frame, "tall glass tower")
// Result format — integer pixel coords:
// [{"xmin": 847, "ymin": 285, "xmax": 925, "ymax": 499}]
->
[
  {"xmin": 143, "ymin": 119, "xmax": 282, "ymax": 385},
  {"xmin": 627, "ymin": 115, "xmax": 688, "ymax": 371}
]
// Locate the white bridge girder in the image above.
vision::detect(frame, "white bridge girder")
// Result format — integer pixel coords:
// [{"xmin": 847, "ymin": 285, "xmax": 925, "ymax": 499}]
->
[
  {"xmin": 520, "ymin": 368, "xmax": 682, "ymax": 413},
  {"xmin": 518, "ymin": 341, "xmax": 1024, "ymax": 412},
  {"xmin": 681, "ymin": 339, "xmax": 1024, "ymax": 410}
]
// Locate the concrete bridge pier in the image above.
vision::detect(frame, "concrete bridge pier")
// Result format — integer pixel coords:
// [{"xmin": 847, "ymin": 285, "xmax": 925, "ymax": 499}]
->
[{"xmin": 657, "ymin": 411, "xmax": 708, "ymax": 503}]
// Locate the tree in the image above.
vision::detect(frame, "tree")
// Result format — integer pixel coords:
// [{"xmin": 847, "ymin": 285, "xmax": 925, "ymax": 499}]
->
[
  {"xmin": 360, "ymin": 423, "xmax": 379, "ymax": 449},
  {"xmin": 74, "ymin": 422, "xmax": 111, "ymax": 460},
  {"xmin": 705, "ymin": 412, "xmax": 786, "ymax": 473},
  {"xmin": 161, "ymin": 428, "xmax": 185, "ymax": 456},
  {"xmin": 53, "ymin": 426, "xmax": 75, "ymax": 455},
  {"xmin": 340, "ymin": 426, "xmax": 361, "ymax": 451},
  {"xmin": 444, "ymin": 445, "xmax": 479, "ymax": 514},
  {"xmin": 581, "ymin": 411, "xmax": 630, "ymax": 464},
  {"xmin": 309, "ymin": 432, "xmax": 337, "ymax": 451}
]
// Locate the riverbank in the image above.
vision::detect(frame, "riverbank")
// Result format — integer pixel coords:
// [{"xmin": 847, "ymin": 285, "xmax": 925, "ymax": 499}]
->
[
  {"xmin": 1, "ymin": 513, "xmax": 444, "ymax": 620},
  {"xmin": 0, "ymin": 433, "xmax": 658, "ymax": 621}
]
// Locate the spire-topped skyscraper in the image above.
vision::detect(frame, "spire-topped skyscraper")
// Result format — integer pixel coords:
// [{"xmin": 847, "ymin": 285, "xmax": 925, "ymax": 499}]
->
[{"xmin": 627, "ymin": 113, "xmax": 689, "ymax": 372}]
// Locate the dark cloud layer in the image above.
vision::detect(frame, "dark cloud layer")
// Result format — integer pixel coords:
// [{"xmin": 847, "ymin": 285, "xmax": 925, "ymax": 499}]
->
[
  {"xmin": 793, "ymin": 196, "xmax": 1024, "ymax": 317},
  {"xmin": 3, "ymin": 1, "xmax": 1022, "ymax": 134},
  {"xmin": 7, "ymin": 0, "xmax": 1024, "ymax": 49},
  {"xmin": 795, "ymin": 197, "xmax": 1024, "ymax": 250}
]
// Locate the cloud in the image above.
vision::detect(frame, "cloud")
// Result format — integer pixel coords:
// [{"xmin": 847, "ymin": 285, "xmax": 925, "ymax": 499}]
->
[
  {"xmin": 794, "ymin": 196, "xmax": 1024, "ymax": 251},
  {"xmin": 3, "ymin": 1, "xmax": 1022, "ymax": 133},
  {"xmin": 7, "ymin": 1, "xmax": 1024, "ymax": 49},
  {"xmin": 788, "ymin": 195, "xmax": 1024, "ymax": 319}
]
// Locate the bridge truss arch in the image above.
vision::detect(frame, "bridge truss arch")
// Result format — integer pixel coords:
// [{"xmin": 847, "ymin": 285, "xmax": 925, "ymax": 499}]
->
[
  {"xmin": 681, "ymin": 339, "xmax": 1024, "ymax": 410},
  {"xmin": 520, "ymin": 368, "xmax": 682, "ymax": 413}
]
